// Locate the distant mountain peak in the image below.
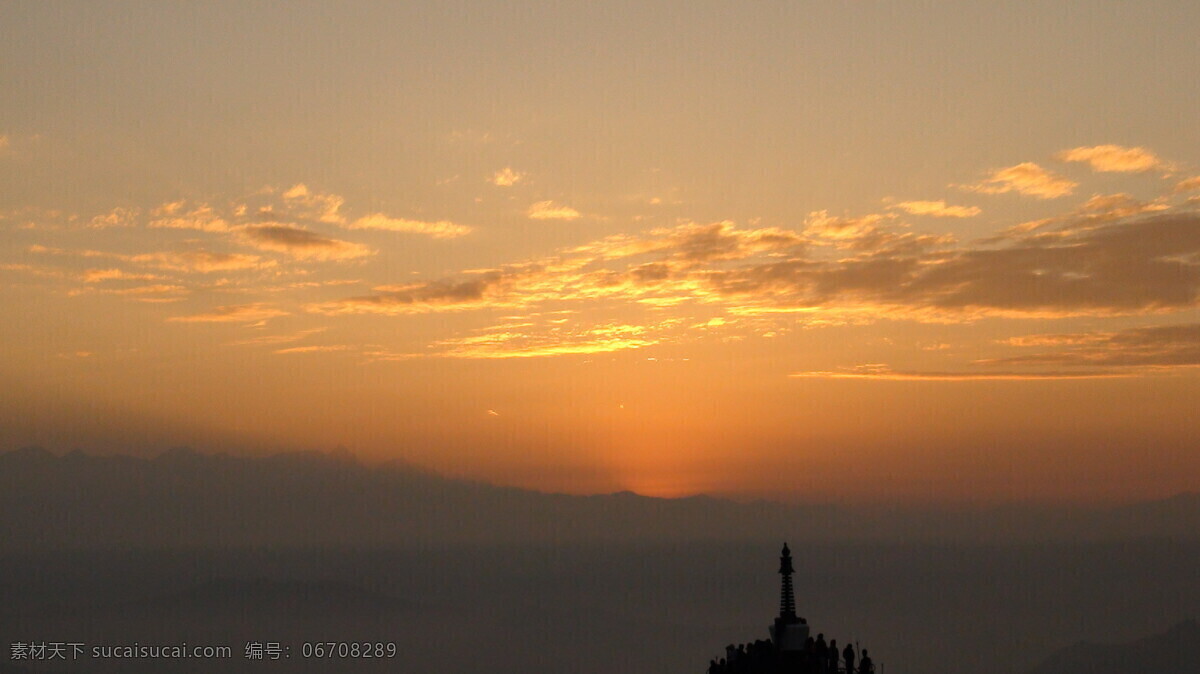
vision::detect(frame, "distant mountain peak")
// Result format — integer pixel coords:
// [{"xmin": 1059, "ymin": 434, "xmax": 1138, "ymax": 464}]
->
[
  {"xmin": 1028, "ymin": 618, "xmax": 1200, "ymax": 674},
  {"xmin": 1, "ymin": 445, "xmax": 56, "ymax": 462}
]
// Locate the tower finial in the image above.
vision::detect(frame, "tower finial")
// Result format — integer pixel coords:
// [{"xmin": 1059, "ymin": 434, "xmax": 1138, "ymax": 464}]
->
[{"xmin": 778, "ymin": 542, "xmax": 796, "ymax": 619}]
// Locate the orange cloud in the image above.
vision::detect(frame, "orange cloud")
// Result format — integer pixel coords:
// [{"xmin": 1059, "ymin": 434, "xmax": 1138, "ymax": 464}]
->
[
  {"xmin": 430, "ymin": 322, "xmax": 658, "ymax": 359},
  {"xmin": 237, "ymin": 224, "xmax": 373, "ymax": 261},
  {"xmin": 527, "ymin": 200, "xmax": 581, "ymax": 220},
  {"xmin": 280, "ymin": 184, "xmax": 345, "ymax": 224},
  {"xmin": 988, "ymin": 193, "xmax": 1169, "ymax": 243},
  {"xmin": 29, "ymin": 244, "xmax": 273, "ymax": 274},
  {"xmin": 306, "ymin": 272, "xmax": 519, "ymax": 315},
  {"xmin": 1173, "ymin": 176, "xmax": 1200, "ymax": 194},
  {"xmin": 227, "ymin": 327, "xmax": 327, "ymax": 347},
  {"xmin": 489, "ymin": 167, "xmax": 525, "ymax": 187},
  {"xmin": 790, "ymin": 365, "xmax": 1133, "ymax": 381},
  {"xmin": 89, "ymin": 207, "xmax": 140, "ymax": 229},
  {"xmin": 273, "ymin": 344, "xmax": 349, "ymax": 354},
  {"xmin": 961, "ymin": 162, "xmax": 1077, "ymax": 199},
  {"xmin": 1056, "ymin": 144, "xmax": 1166, "ymax": 173},
  {"xmin": 889, "ymin": 200, "xmax": 981, "ymax": 218},
  {"xmin": 345, "ymin": 214, "xmax": 472, "ymax": 238},
  {"xmin": 82, "ymin": 268, "xmax": 163, "ymax": 283},
  {"xmin": 149, "ymin": 202, "xmax": 231, "ymax": 232},
  {"xmin": 167, "ymin": 303, "xmax": 289, "ymax": 324},
  {"xmin": 311, "ymin": 208, "xmax": 1200, "ymax": 324},
  {"xmin": 803, "ymin": 211, "xmax": 892, "ymax": 241},
  {"xmin": 984, "ymin": 323, "xmax": 1200, "ymax": 369}
]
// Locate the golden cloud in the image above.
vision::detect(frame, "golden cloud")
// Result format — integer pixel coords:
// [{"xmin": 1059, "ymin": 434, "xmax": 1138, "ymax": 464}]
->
[
  {"xmin": 1173, "ymin": 176, "xmax": 1200, "ymax": 194},
  {"xmin": 227, "ymin": 327, "xmax": 327, "ymax": 347},
  {"xmin": 489, "ymin": 167, "xmax": 525, "ymax": 187},
  {"xmin": 273, "ymin": 344, "xmax": 350, "ymax": 354},
  {"xmin": 311, "ymin": 209, "xmax": 1200, "ymax": 324},
  {"xmin": 306, "ymin": 273, "xmax": 517, "ymax": 315},
  {"xmin": 889, "ymin": 200, "xmax": 981, "ymax": 218},
  {"xmin": 429, "ymin": 322, "xmax": 658, "ymax": 359},
  {"xmin": 345, "ymin": 214, "xmax": 472, "ymax": 238},
  {"xmin": 134, "ymin": 250, "xmax": 274, "ymax": 273},
  {"xmin": 149, "ymin": 202, "xmax": 231, "ymax": 232},
  {"xmin": 1056, "ymin": 145, "xmax": 1166, "ymax": 173},
  {"xmin": 983, "ymin": 323, "xmax": 1200, "ymax": 369},
  {"xmin": 280, "ymin": 183, "xmax": 345, "ymax": 224},
  {"xmin": 89, "ymin": 207, "xmax": 140, "ymax": 229},
  {"xmin": 82, "ymin": 268, "xmax": 163, "ymax": 283},
  {"xmin": 961, "ymin": 162, "xmax": 1077, "ymax": 199},
  {"xmin": 527, "ymin": 200, "xmax": 581, "ymax": 220},
  {"xmin": 237, "ymin": 224, "xmax": 373, "ymax": 261},
  {"xmin": 789, "ymin": 366, "xmax": 1133, "ymax": 381},
  {"xmin": 29, "ymin": 244, "xmax": 274, "ymax": 274},
  {"xmin": 166, "ymin": 303, "xmax": 289, "ymax": 324}
]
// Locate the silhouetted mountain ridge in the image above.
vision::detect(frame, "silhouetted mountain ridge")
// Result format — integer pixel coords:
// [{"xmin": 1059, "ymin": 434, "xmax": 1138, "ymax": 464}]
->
[
  {"xmin": 1027, "ymin": 619, "xmax": 1200, "ymax": 674},
  {"xmin": 1, "ymin": 448, "xmax": 1197, "ymax": 551}
]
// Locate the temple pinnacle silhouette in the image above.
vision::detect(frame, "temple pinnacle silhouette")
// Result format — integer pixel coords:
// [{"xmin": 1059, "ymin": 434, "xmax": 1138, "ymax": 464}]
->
[
  {"xmin": 771, "ymin": 542, "xmax": 808, "ymax": 650},
  {"xmin": 705, "ymin": 544, "xmax": 876, "ymax": 673}
]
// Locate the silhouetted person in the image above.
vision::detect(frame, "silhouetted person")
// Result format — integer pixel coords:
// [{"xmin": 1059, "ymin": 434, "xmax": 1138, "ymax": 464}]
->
[
  {"xmin": 816, "ymin": 633, "xmax": 828, "ymax": 664},
  {"xmin": 827, "ymin": 639, "xmax": 838, "ymax": 673},
  {"xmin": 802, "ymin": 636, "xmax": 816, "ymax": 673},
  {"xmin": 858, "ymin": 649, "xmax": 873, "ymax": 674},
  {"xmin": 843, "ymin": 643, "xmax": 855, "ymax": 674}
]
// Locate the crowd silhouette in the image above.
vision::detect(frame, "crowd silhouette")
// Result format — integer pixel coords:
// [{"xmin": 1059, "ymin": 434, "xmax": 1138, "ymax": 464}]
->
[
  {"xmin": 704, "ymin": 544, "xmax": 877, "ymax": 674},
  {"xmin": 706, "ymin": 634, "xmax": 875, "ymax": 674}
]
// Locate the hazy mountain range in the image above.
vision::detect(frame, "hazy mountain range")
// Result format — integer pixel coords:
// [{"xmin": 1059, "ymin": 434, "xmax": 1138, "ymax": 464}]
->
[
  {"xmin": 1027, "ymin": 619, "xmax": 1200, "ymax": 674},
  {"xmin": 3, "ymin": 447, "xmax": 1198, "ymax": 552}
]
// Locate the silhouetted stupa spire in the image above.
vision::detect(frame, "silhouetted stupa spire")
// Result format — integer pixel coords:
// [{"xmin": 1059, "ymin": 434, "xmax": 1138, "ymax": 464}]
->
[
  {"xmin": 706, "ymin": 543, "xmax": 878, "ymax": 672},
  {"xmin": 778, "ymin": 542, "xmax": 796, "ymax": 620},
  {"xmin": 769, "ymin": 542, "xmax": 809, "ymax": 652}
]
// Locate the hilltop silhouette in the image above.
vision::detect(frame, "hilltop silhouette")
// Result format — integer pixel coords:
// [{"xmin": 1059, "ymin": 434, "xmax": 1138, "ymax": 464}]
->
[{"xmin": 3, "ymin": 447, "xmax": 1200, "ymax": 552}]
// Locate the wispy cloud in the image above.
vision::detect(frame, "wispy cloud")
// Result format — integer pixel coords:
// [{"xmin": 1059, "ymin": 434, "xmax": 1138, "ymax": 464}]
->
[
  {"xmin": 527, "ymin": 200, "xmax": 581, "ymax": 221},
  {"xmin": 137, "ymin": 250, "xmax": 275, "ymax": 273},
  {"xmin": 311, "ymin": 207, "xmax": 1200, "ymax": 324},
  {"xmin": 988, "ymin": 193, "xmax": 1168, "ymax": 242},
  {"xmin": 67, "ymin": 283, "xmax": 189, "ymax": 302},
  {"xmin": 81, "ymin": 268, "xmax": 163, "ymax": 283},
  {"xmin": 431, "ymin": 322, "xmax": 657, "ymax": 359},
  {"xmin": 30, "ymin": 244, "xmax": 274, "ymax": 274},
  {"xmin": 345, "ymin": 214, "xmax": 472, "ymax": 239},
  {"xmin": 89, "ymin": 207, "xmax": 140, "ymax": 229},
  {"xmin": 790, "ymin": 365, "xmax": 1134, "ymax": 381},
  {"xmin": 960, "ymin": 162, "xmax": 1077, "ymax": 199},
  {"xmin": 237, "ymin": 224, "xmax": 373, "ymax": 261},
  {"xmin": 167, "ymin": 303, "xmax": 289, "ymax": 324},
  {"xmin": 795, "ymin": 323, "xmax": 1200, "ymax": 381},
  {"xmin": 1056, "ymin": 144, "xmax": 1167, "ymax": 173},
  {"xmin": 889, "ymin": 200, "xmax": 981, "ymax": 218},
  {"xmin": 488, "ymin": 167, "xmax": 525, "ymax": 187},
  {"xmin": 149, "ymin": 202, "xmax": 231, "ymax": 232},
  {"xmin": 280, "ymin": 184, "xmax": 344, "ymax": 224},
  {"xmin": 273, "ymin": 344, "xmax": 349, "ymax": 354},
  {"xmin": 306, "ymin": 273, "xmax": 515, "ymax": 315},
  {"xmin": 226, "ymin": 327, "xmax": 327, "ymax": 347},
  {"xmin": 1173, "ymin": 176, "xmax": 1200, "ymax": 194},
  {"xmin": 985, "ymin": 323, "xmax": 1200, "ymax": 369}
]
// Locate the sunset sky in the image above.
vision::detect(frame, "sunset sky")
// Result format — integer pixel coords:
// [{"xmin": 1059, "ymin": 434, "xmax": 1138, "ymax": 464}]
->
[{"xmin": 3, "ymin": 1, "xmax": 1199, "ymax": 504}]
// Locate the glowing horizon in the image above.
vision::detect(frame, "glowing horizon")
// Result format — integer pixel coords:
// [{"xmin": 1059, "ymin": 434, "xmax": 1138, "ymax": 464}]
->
[{"xmin": 3, "ymin": 2, "xmax": 1199, "ymax": 505}]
